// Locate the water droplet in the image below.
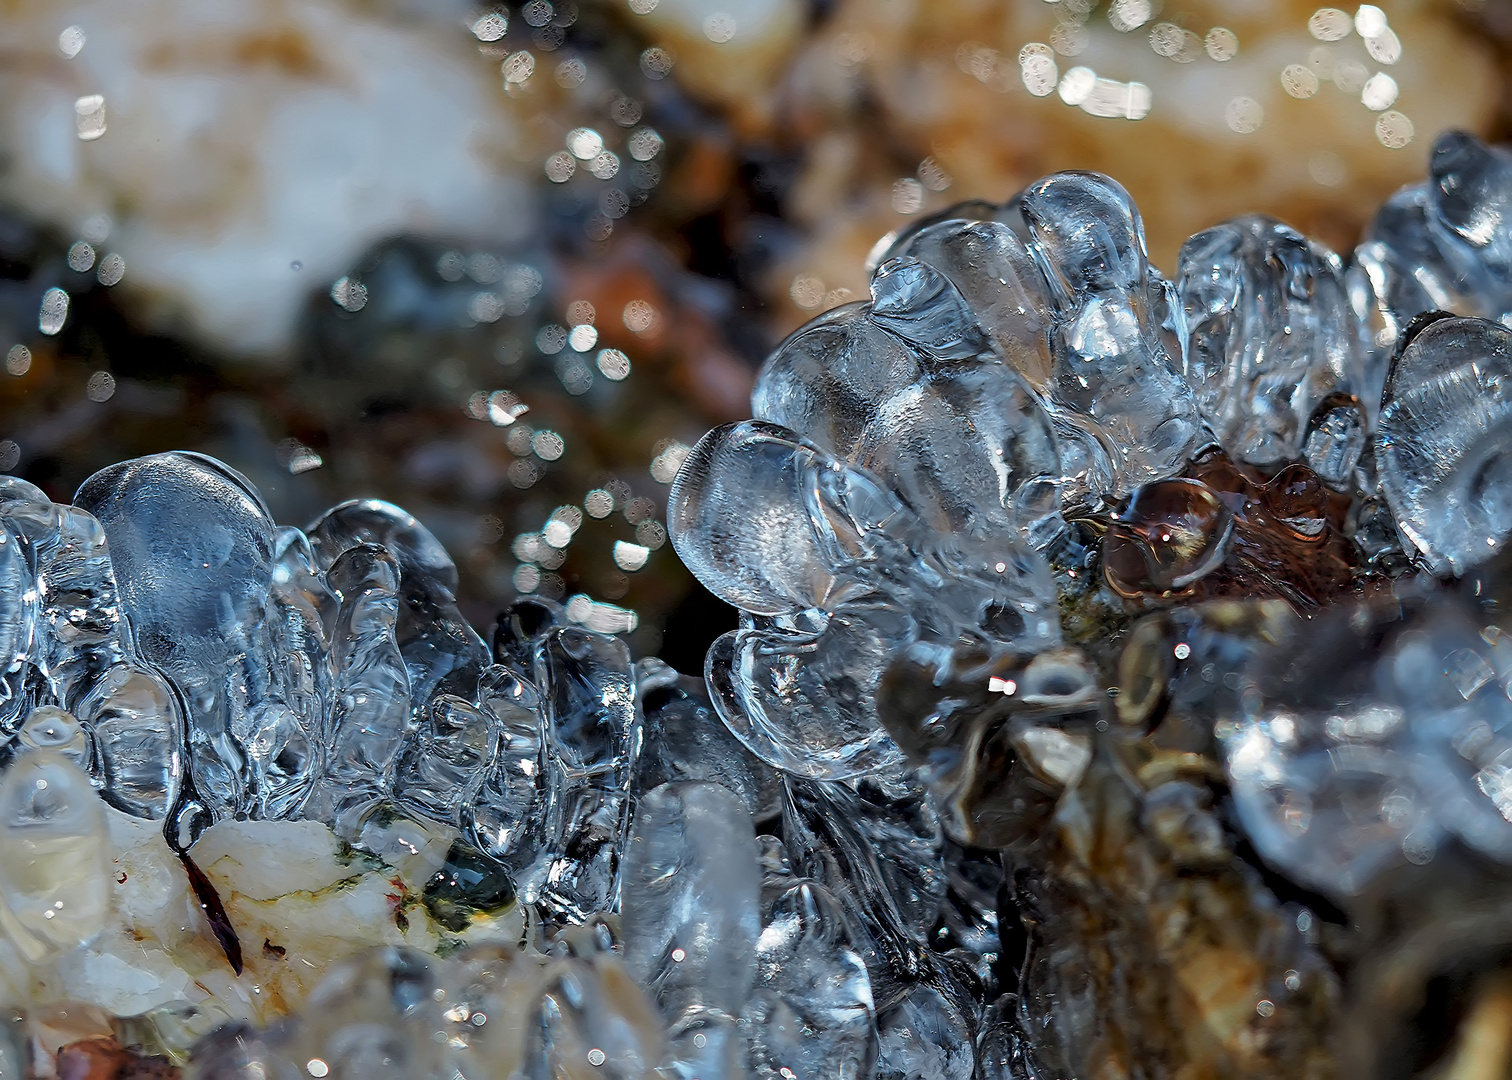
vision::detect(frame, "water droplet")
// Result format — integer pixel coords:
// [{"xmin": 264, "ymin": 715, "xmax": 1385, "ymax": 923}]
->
[
  {"xmin": 1107, "ymin": 0, "xmax": 1151, "ymax": 33},
  {"xmin": 85, "ymin": 371, "xmax": 115, "ymax": 402},
  {"xmin": 614, "ymin": 540, "xmax": 649, "ymax": 571},
  {"xmin": 532, "ymin": 430, "xmax": 565, "ymax": 461},
  {"xmin": 1375, "ymin": 110, "xmax": 1414, "ymax": 149},
  {"xmin": 513, "ymin": 564, "xmax": 541, "ymax": 592},
  {"xmin": 503, "ymin": 50, "xmax": 536, "ymax": 84},
  {"xmin": 892, "ymin": 178, "xmax": 924, "ymax": 215},
  {"xmin": 640, "ymin": 47, "xmax": 674, "ymax": 80},
  {"xmin": 622, "ymin": 299, "xmax": 658, "ymax": 333},
  {"xmin": 472, "ymin": 12, "xmax": 508, "ymax": 40},
  {"xmin": 545, "ymin": 151, "xmax": 576, "ymax": 183},
  {"xmin": 1058, "ymin": 66, "xmax": 1096, "ymax": 105},
  {"xmin": 1354, "ymin": 4, "xmax": 1387, "ymax": 37},
  {"xmin": 38, "ymin": 288, "xmax": 68, "ymax": 336},
  {"xmin": 1205, "ymin": 27, "xmax": 1238, "ymax": 60},
  {"xmin": 1104, "ymin": 479, "xmax": 1234, "ymax": 596},
  {"xmin": 584, "ymin": 489, "xmax": 614, "ymax": 518},
  {"xmin": 1308, "ymin": 7, "xmax": 1351, "ymax": 42},
  {"xmin": 1361, "ymin": 72, "xmax": 1399, "ymax": 112},
  {"xmin": 58, "ymin": 25, "xmax": 86, "ymax": 58},
  {"xmin": 96, "ymin": 253, "xmax": 125, "ymax": 286},
  {"xmin": 66, "ymin": 242, "xmax": 95, "ymax": 272},
  {"xmin": 1225, "ymin": 96, "xmax": 1264, "ymax": 134},
  {"xmin": 627, "ymin": 127, "xmax": 663, "ymax": 161},
  {"xmin": 1364, "ymin": 27, "xmax": 1401, "ymax": 65},
  {"xmin": 330, "ymin": 277, "xmax": 368, "ymax": 312},
  {"xmin": 650, "ymin": 441, "xmax": 689, "ymax": 483},
  {"xmin": 73, "ymin": 95, "xmax": 106, "ymax": 141},
  {"xmin": 567, "ymin": 127, "xmax": 605, "ymax": 160},
  {"xmin": 703, "ymin": 12, "xmax": 736, "ymax": 43},
  {"xmin": 1281, "ymin": 64, "xmax": 1319, "ymax": 99},
  {"xmin": 596, "ymin": 348, "xmax": 630, "ymax": 381},
  {"xmin": 588, "ymin": 151, "xmax": 620, "ymax": 180}
]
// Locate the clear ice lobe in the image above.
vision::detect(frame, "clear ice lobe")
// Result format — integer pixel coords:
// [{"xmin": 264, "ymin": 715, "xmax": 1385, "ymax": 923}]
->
[
  {"xmin": 468, "ymin": 662, "xmax": 547, "ymax": 875},
  {"xmin": 881, "ymin": 213, "xmax": 1055, "ymax": 390},
  {"xmin": 621, "ymin": 781, "xmax": 761, "ymax": 1021},
  {"xmin": 1176, "ymin": 215, "xmax": 1364, "ymax": 467},
  {"xmin": 16, "ymin": 705, "xmax": 91, "ymax": 766},
  {"xmin": 75, "ymin": 665, "xmax": 183, "ymax": 819},
  {"xmin": 672, "ymin": 416, "xmax": 1061, "ymax": 782},
  {"xmin": 781, "ymin": 772, "xmax": 946, "ymax": 990},
  {"xmin": 1209, "ymin": 600, "xmax": 1512, "ymax": 895},
  {"xmin": 1386, "ymin": 605, "xmax": 1512, "ymax": 866},
  {"xmin": 705, "ymin": 607, "xmax": 911, "ymax": 781},
  {"xmin": 0, "ymin": 474, "xmax": 59, "ymax": 557},
  {"xmin": 753, "ymin": 252, "xmax": 1062, "ymax": 550},
  {"xmin": 522, "ymin": 954, "xmax": 667, "ymax": 1080},
  {"xmin": 672, "ymin": 419, "xmax": 1056, "ymax": 638},
  {"xmin": 189, "ymin": 948, "xmax": 455, "ymax": 1080},
  {"xmin": 1351, "ymin": 132, "xmax": 1512, "ymax": 375},
  {"xmin": 1375, "ymin": 314, "xmax": 1512, "ymax": 574},
  {"xmin": 1429, "ymin": 130, "xmax": 1512, "ymax": 285},
  {"xmin": 745, "ymin": 879, "xmax": 878, "ymax": 1080},
  {"xmin": 319, "ymin": 542, "xmax": 411, "ymax": 834},
  {"xmin": 525, "ymin": 626, "xmax": 640, "ymax": 923},
  {"xmin": 308, "ymin": 499, "xmax": 488, "ymax": 711},
  {"xmin": 634, "ymin": 658, "xmax": 780, "ymax": 821},
  {"xmin": 752, "ymin": 304, "xmax": 924, "ymax": 465},
  {"xmin": 0, "ymin": 750, "xmax": 109, "ymax": 962},
  {"xmin": 29, "ymin": 506, "xmax": 130, "ymax": 712},
  {"xmin": 1019, "ymin": 172, "xmax": 1207, "ymax": 500},
  {"xmin": 859, "ymin": 258, "xmax": 1063, "ymax": 546},
  {"xmin": 74, "ymin": 453, "xmax": 278, "ymax": 821},
  {"xmin": 874, "ymin": 974, "xmax": 978, "ymax": 1080},
  {"xmin": 1352, "ymin": 186, "xmax": 1487, "ymax": 364},
  {"xmin": 0, "ymin": 522, "xmax": 36, "ymax": 735},
  {"xmin": 668, "ymin": 421, "xmax": 878, "ymax": 616},
  {"xmin": 269, "ymin": 527, "xmax": 335, "ymax": 738},
  {"xmin": 394, "ymin": 694, "xmax": 496, "ymax": 827},
  {"xmin": 868, "ymin": 257, "xmax": 995, "ymax": 362}
]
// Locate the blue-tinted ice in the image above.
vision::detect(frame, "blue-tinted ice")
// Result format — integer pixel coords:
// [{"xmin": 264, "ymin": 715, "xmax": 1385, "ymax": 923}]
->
[{"xmin": 13, "ymin": 131, "xmax": 1512, "ymax": 1080}]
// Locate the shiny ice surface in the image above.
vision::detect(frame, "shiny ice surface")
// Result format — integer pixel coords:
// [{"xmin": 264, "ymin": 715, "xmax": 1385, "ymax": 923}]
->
[{"xmin": 1377, "ymin": 315, "xmax": 1512, "ymax": 575}]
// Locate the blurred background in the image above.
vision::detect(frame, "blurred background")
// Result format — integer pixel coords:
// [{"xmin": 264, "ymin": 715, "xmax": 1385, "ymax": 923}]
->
[{"xmin": 0, "ymin": 0, "xmax": 1505, "ymax": 667}]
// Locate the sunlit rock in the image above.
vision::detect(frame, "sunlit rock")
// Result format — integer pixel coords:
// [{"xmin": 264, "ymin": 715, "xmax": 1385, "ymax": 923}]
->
[{"xmin": 0, "ymin": 0, "xmax": 534, "ymax": 356}]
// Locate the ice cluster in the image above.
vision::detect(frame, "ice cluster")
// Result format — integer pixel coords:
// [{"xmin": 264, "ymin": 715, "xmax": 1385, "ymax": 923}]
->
[
  {"xmin": 0, "ymin": 451, "xmax": 951, "ymax": 1080},
  {"xmin": 8, "ymin": 129, "xmax": 1512, "ymax": 1078},
  {"xmin": 664, "ymin": 129, "xmax": 1512, "ymax": 1077},
  {"xmin": 669, "ymin": 129, "xmax": 1512, "ymax": 787}
]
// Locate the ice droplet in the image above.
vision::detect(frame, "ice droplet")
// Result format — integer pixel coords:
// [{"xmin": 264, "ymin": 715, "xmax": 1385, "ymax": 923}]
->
[{"xmin": 38, "ymin": 288, "xmax": 68, "ymax": 336}]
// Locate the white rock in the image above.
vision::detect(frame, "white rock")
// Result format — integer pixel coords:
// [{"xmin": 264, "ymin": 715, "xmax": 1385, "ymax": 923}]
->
[
  {"xmin": 192, "ymin": 818, "xmax": 352, "ymax": 901},
  {"xmin": 0, "ymin": 0, "xmax": 534, "ymax": 357},
  {"xmin": 106, "ymin": 808, "xmax": 196, "ymax": 946},
  {"xmin": 51, "ymin": 944, "xmax": 193, "ymax": 1018},
  {"xmin": 2, "ymin": 806, "xmax": 475, "ymax": 1046}
]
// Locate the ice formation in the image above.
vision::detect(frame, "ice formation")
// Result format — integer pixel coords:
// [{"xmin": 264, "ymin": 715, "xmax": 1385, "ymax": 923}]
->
[{"xmin": 8, "ymin": 130, "xmax": 1512, "ymax": 1078}]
